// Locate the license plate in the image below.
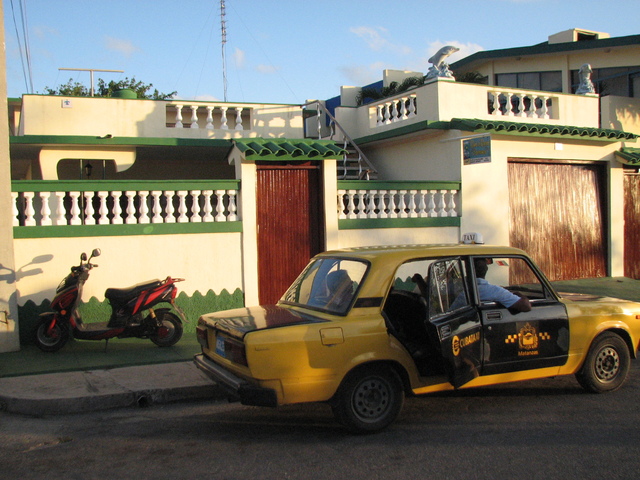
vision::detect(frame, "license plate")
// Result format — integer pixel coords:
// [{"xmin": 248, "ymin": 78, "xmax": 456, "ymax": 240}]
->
[{"xmin": 215, "ymin": 336, "xmax": 225, "ymax": 358}]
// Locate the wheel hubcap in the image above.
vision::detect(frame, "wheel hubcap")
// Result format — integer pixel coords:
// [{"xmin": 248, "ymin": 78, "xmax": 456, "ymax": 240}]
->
[
  {"xmin": 353, "ymin": 378, "xmax": 390, "ymax": 420},
  {"xmin": 595, "ymin": 346, "xmax": 620, "ymax": 381}
]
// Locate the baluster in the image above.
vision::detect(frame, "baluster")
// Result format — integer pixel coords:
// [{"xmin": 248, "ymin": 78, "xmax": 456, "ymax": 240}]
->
[
  {"xmin": 384, "ymin": 102, "xmax": 392, "ymax": 125},
  {"xmin": 398, "ymin": 190, "xmax": 409, "ymax": 218},
  {"xmin": 408, "ymin": 190, "xmax": 418, "ymax": 218},
  {"xmin": 69, "ymin": 192, "xmax": 82, "ymax": 225},
  {"xmin": 200, "ymin": 190, "xmax": 213, "ymax": 222},
  {"xmin": 527, "ymin": 96, "xmax": 536, "ymax": 118},
  {"xmin": 83, "ymin": 192, "xmax": 95, "ymax": 225},
  {"xmin": 391, "ymin": 100, "xmax": 399, "ymax": 122},
  {"xmin": 214, "ymin": 190, "xmax": 226, "ymax": 221},
  {"xmin": 234, "ymin": 107, "xmax": 244, "ymax": 130},
  {"xmin": 376, "ymin": 105, "xmax": 384, "ymax": 126},
  {"xmin": 408, "ymin": 94, "xmax": 417, "ymax": 117},
  {"xmin": 227, "ymin": 191, "xmax": 237, "ymax": 221},
  {"xmin": 490, "ymin": 91, "xmax": 500, "ymax": 115},
  {"xmin": 379, "ymin": 191, "xmax": 389, "ymax": 218},
  {"xmin": 417, "ymin": 191, "xmax": 428, "ymax": 217},
  {"xmin": 206, "ymin": 106, "xmax": 214, "ymax": 129},
  {"xmin": 177, "ymin": 191, "xmax": 188, "ymax": 223},
  {"xmin": 53, "ymin": 191, "xmax": 66, "ymax": 225},
  {"xmin": 163, "ymin": 191, "xmax": 176, "ymax": 223},
  {"xmin": 388, "ymin": 190, "xmax": 398, "ymax": 218},
  {"xmin": 504, "ymin": 92, "xmax": 513, "ymax": 116},
  {"xmin": 97, "ymin": 191, "xmax": 109, "ymax": 224},
  {"xmin": 516, "ymin": 94, "xmax": 526, "ymax": 117},
  {"xmin": 138, "ymin": 191, "xmax": 150, "ymax": 224},
  {"xmin": 337, "ymin": 190, "xmax": 347, "ymax": 220},
  {"xmin": 174, "ymin": 105, "xmax": 183, "ymax": 128},
  {"xmin": 428, "ymin": 190, "xmax": 437, "ymax": 217},
  {"xmin": 189, "ymin": 105, "xmax": 199, "ymax": 129},
  {"xmin": 190, "ymin": 190, "xmax": 202, "ymax": 222},
  {"xmin": 400, "ymin": 97, "xmax": 408, "ymax": 121},
  {"xmin": 151, "ymin": 191, "xmax": 163, "ymax": 223},
  {"xmin": 125, "ymin": 191, "xmax": 137, "ymax": 224},
  {"xmin": 346, "ymin": 190, "xmax": 357, "ymax": 219},
  {"xmin": 39, "ymin": 192, "xmax": 52, "ymax": 226},
  {"xmin": 111, "ymin": 191, "xmax": 123, "ymax": 224},
  {"xmin": 367, "ymin": 190, "xmax": 377, "ymax": 219},
  {"xmin": 355, "ymin": 190, "xmax": 366, "ymax": 219},
  {"xmin": 11, "ymin": 192, "xmax": 19, "ymax": 226},
  {"xmin": 447, "ymin": 191, "xmax": 458, "ymax": 217},
  {"xmin": 541, "ymin": 96, "xmax": 550, "ymax": 119},
  {"xmin": 438, "ymin": 190, "xmax": 447, "ymax": 216},
  {"xmin": 22, "ymin": 191, "xmax": 35, "ymax": 226},
  {"xmin": 220, "ymin": 107, "xmax": 229, "ymax": 130}
]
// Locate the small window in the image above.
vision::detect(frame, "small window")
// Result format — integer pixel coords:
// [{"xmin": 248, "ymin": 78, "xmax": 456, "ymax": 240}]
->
[{"xmin": 427, "ymin": 259, "xmax": 469, "ymax": 317}]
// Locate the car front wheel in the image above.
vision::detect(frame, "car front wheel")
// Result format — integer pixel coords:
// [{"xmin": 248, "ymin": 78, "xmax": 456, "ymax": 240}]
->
[
  {"xmin": 576, "ymin": 332, "xmax": 630, "ymax": 393},
  {"xmin": 332, "ymin": 365, "xmax": 404, "ymax": 433}
]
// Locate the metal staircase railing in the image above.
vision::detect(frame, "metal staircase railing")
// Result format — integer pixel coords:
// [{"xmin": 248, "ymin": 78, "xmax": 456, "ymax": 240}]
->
[{"xmin": 303, "ymin": 101, "xmax": 378, "ymax": 180}]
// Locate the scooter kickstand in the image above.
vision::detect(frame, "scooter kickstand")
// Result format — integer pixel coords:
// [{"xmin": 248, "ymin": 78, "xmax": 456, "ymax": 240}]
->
[{"xmin": 104, "ymin": 339, "xmax": 109, "ymax": 353}]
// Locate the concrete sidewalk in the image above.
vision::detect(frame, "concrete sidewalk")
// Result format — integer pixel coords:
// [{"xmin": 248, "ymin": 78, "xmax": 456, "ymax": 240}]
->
[{"xmin": 0, "ymin": 361, "xmax": 226, "ymax": 415}]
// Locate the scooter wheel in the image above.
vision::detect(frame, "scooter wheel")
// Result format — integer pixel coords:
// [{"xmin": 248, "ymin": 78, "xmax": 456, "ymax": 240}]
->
[
  {"xmin": 34, "ymin": 315, "xmax": 70, "ymax": 352},
  {"xmin": 150, "ymin": 312, "xmax": 183, "ymax": 347}
]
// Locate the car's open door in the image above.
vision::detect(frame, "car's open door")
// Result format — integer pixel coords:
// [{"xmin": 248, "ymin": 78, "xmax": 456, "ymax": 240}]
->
[{"xmin": 426, "ymin": 258, "xmax": 482, "ymax": 388}]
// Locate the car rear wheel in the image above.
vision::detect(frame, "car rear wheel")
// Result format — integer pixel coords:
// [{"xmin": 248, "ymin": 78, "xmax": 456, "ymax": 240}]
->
[
  {"xmin": 331, "ymin": 365, "xmax": 404, "ymax": 433},
  {"xmin": 576, "ymin": 332, "xmax": 630, "ymax": 393}
]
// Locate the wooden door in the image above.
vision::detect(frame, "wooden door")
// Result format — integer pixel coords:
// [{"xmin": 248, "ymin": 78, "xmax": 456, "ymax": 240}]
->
[
  {"xmin": 509, "ymin": 159, "xmax": 607, "ymax": 281},
  {"xmin": 256, "ymin": 162, "xmax": 324, "ymax": 304},
  {"xmin": 625, "ymin": 172, "xmax": 640, "ymax": 279}
]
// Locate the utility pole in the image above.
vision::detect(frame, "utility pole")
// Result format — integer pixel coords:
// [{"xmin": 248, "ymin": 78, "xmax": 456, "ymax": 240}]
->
[
  {"xmin": 58, "ymin": 68, "xmax": 124, "ymax": 96},
  {"xmin": 220, "ymin": 0, "xmax": 227, "ymax": 102}
]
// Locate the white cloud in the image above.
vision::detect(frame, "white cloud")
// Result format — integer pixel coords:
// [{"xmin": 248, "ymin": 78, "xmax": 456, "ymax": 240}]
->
[
  {"xmin": 233, "ymin": 48, "xmax": 246, "ymax": 69},
  {"xmin": 339, "ymin": 62, "xmax": 387, "ymax": 87},
  {"xmin": 350, "ymin": 26, "xmax": 412, "ymax": 56},
  {"xmin": 104, "ymin": 36, "xmax": 141, "ymax": 58},
  {"xmin": 255, "ymin": 64, "xmax": 280, "ymax": 74}
]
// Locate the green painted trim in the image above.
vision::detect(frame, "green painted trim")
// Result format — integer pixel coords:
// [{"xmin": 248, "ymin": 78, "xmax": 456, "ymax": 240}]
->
[
  {"xmin": 451, "ymin": 34, "xmax": 640, "ymax": 70},
  {"xmin": 338, "ymin": 180, "xmax": 460, "ymax": 191},
  {"xmin": 10, "ymin": 134, "xmax": 233, "ymax": 148},
  {"xmin": 233, "ymin": 137, "xmax": 347, "ymax": 160},
  {"xmin": 12, "ymin": 179, "xmax": 241, "ymax": 193},
  {"xmin": 615, "ymin": 147, "xmax": 640, "ymax": 165},
  {"xmin": 13, "ymin": 221, "xmax": 242, "ymax": 239},
  {"xmin": 339, "ymin": 217, "xmax": 460, "ymax": 230},
  {"xmin": 356, "ymin": 118, "xmax": 636, "ymax": 145}
]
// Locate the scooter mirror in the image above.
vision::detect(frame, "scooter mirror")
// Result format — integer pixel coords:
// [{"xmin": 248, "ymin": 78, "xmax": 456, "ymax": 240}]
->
[
  {"xmin": 91, "ymin": 248, "xmax": 101, "ymax": 258},
  {"xmin": 81, "ymin": 253, "xmax": 87, "ymax": 262}
]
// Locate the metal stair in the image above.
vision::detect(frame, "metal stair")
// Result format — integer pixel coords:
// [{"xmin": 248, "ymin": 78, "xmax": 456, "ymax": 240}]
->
[{"xmin": 304, "ymin": 101, "xmax": 378, "ymax": 180}]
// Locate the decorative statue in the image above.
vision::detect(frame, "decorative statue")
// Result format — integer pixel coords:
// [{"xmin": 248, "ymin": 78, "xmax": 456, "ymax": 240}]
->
[
  {"xmin": 426, "ymin": 45, "xmax": 460, "ymax": 79},
  {"xmin": 576, "ymin": 63, "xmax": 596, "ymax": 95}
]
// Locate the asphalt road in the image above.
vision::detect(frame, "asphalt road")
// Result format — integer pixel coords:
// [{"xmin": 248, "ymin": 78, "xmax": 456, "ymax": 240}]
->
[{"xmin": 2, "ymin": 364, "xmax": 640, "ymax": 480}]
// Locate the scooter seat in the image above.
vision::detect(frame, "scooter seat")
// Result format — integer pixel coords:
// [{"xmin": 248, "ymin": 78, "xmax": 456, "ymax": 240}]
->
[{"xmin": 105, "ymin": 279, "xmax": 163, "ymax": 303}]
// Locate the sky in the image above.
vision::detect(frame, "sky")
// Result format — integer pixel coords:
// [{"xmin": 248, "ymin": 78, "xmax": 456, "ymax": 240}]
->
[{"xmin": 3, "ymin": 0, "xmax": 639, "ymax": 104}]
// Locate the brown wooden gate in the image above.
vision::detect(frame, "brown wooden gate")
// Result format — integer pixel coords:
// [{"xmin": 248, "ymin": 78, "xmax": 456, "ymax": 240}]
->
[
  {"xmin": 624, "ymin": 172, "xmax": 640, "ymax": 279},
  {"xmin": 508, "ymin": 159, "xmax": 607, "ymax": 281},
  {"xmin": 256, "ymin": 162, "xmax": 324, "ymax": 304}
]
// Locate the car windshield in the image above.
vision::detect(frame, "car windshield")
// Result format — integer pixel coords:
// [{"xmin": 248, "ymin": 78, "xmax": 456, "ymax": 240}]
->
[{"xmin": 280, "ymin": 257, "xmax": 368, "ymax": 314}]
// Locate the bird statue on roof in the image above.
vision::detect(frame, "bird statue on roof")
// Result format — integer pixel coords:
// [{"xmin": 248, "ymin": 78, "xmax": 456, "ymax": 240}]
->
[
  {"xmin": 576, "ymin": 63, "xmax": 596, "ymax": 95},
  {"xmin": 426, "ymin": 45, "xmax": 460, "ymax": 80}
]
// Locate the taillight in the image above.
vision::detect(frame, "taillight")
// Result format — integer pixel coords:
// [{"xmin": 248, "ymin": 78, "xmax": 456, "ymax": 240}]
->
[
  {"xmin": 196, "ymin": 326, "xmax": 209, "ymax": 349},
  {"xmin": 215, "ymin": 333, "xmax": 247, "ymax": 367}
]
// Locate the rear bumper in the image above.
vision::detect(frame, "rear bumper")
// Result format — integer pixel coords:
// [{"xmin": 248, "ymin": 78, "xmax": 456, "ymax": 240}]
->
[{"xmin": 193, "ymin": 354, "xmax": 278, "ymax": 408}]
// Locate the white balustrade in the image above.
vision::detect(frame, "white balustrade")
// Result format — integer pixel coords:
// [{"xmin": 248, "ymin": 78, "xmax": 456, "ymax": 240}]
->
[
  {"xmin": 488, "ymin": 90, "xmax": 554, "ymax": 119},
  {"xmin": 374, "ymin": 94, "xmax": 417, "ymax": 127},
  {"xmin": 338, "ymin": 187, "xmax": 459, "ymax": 219},
  {"xmin": 11, "ymin": 185, "xmax": 241, "ymax": 227},
  {"xmin": 169, "ymin": 104, "xmax": 248, "ymax": 130}
]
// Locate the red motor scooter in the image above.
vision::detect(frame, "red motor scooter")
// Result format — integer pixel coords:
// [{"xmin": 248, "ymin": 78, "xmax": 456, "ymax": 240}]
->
[{"xmin": 34, "ymin": 249, "xmax": 187, "ymax": 352}]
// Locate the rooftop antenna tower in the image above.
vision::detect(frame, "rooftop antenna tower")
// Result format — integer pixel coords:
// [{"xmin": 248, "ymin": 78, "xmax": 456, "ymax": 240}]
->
[{"xmin": 220, "ymin": 0, "xmax": 228, "ymax": 102}]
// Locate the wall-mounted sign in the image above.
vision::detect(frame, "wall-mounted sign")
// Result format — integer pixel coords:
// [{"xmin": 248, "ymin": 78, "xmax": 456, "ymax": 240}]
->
[{"xmin": 463, "ymin": 135, "xmax": 491, "ymax": 165}]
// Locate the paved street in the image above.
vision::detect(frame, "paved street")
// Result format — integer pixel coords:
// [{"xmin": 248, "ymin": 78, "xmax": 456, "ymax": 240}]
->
[{"xmin": 2, "ymin": 363, "xmax": 640, "ymax": 480}]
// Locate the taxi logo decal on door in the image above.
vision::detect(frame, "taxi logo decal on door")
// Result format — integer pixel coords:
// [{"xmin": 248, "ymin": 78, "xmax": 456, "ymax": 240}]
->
[{"xmin": 505, "ymin": 322, "xmax": 551, "ymax": 357}]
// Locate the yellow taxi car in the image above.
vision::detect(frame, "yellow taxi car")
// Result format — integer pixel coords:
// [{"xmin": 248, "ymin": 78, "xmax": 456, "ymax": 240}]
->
[{"xmin": 194, "ymin": 244, "xmax": 640, "ymax": 432}]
